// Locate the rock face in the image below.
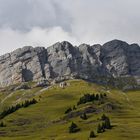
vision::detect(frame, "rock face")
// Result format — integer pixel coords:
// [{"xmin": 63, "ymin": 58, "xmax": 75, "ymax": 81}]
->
[{"xmin": 0, "ymin": 40, "xmax": 140, "ymax": 87}]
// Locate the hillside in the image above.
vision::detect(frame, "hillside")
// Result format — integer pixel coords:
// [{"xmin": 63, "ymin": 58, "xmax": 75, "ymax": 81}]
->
[{"xmin": 0, "ymin": 80, "xmax": 140, "ymax": 140}]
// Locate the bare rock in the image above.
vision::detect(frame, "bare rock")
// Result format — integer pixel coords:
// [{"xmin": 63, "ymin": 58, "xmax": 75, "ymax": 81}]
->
[{"xmin": 0, "ymin": 40, "xmax": 139, "ymax": 89}]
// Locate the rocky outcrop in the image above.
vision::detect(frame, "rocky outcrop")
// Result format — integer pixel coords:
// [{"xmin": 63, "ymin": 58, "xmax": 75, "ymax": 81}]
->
[
  {"xmin": 0, "ymin": 40, "xmax": 140, "ymax": 87},
  {"xmin": 0, "ymin": 46, "xmax": 46, "ymax": 87}
]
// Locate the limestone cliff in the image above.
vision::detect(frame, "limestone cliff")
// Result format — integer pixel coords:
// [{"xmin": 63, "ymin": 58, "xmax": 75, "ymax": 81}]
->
[{"xmin": 0, "ymin": 40, "xmax": 140, "ymax": 87}]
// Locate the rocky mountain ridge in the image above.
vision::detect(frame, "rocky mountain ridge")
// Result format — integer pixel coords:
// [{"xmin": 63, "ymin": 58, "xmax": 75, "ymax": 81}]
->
[{"xmin": 0, "ymin": 39, "xmax": 140, "ymax": 88}]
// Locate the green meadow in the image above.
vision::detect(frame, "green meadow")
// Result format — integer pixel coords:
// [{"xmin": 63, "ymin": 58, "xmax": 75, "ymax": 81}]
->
[{"xmin": 0, "ymin": 80, "xmax": 140, "ymax": 140}]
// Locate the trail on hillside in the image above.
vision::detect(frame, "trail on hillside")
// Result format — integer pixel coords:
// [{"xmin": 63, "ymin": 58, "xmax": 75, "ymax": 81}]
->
[
  {"xmin": 121, "ymin": 91, "xmax": 130, "ymax": 102},
  {"xmin": 0, "ymin": 87, "xmax": 50, "ymax": 106},
  {"xmin": 0, "ymin": 91, "xmax": 15, "ymax": 104},
  {"xmin": 15, "ymin": 87, "xmax": 50, "ymax": 104}
]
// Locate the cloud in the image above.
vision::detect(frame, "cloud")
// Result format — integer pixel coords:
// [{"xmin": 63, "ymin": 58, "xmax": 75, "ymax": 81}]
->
[
  {"xmin": 62, "ymin": 0, "xmax": 140, "ymax": 44},
  {"xmin": 0, "ymin": 27, "xmax": 78, "ymax": 55},
  {"xmin": 0, "ymin": 0, "xmax": 72, "ymax": 31},
  {"xmin": 0, "ymin": 0, "xmax": 140, "ymax": 55}
]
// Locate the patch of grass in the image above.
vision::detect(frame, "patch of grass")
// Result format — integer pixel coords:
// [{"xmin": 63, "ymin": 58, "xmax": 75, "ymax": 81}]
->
[{"xmin": 0, "ymin": 79, "xmax": 139, "ymax": 140}]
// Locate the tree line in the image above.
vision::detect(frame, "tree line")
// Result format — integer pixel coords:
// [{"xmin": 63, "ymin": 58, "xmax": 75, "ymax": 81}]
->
[
  {"xmin": 0, "ymin": 98, "xmax": 37, "ymax": 119},
  {"xmin": 77, "ymin": 93, "xmax": 107, "ymax": 105},
  {"xmin": 64, "ymin": 93, "xmax": 107, "ymax": 114}
]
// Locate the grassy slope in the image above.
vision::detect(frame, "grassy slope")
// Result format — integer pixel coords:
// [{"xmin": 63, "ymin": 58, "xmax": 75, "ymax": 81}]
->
[{"xmin": 0, "ymin": 80, "xmax": 140, "ymax": 140}]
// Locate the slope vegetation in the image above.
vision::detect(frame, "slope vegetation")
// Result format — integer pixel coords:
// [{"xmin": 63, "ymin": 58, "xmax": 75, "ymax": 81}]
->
[{"xmin": 0, "ymin": 80, "xmax": 140, "ymax": 140}]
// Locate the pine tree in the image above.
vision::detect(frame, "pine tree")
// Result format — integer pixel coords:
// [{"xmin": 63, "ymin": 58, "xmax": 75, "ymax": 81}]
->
[
  {"xmin": 32, "ymin": 98, "xmax": 37, "ymax": 104},
  {"xmin": 95, "ymin": 94, "xmax": 99, "ymax": 100},
  {"xmin": 65, "ymin": 107, "xmax": 72, "ymax": 114},
  {"xmin": 0, "ymin": 121, "xmax": 6, "ymax": 127},
  {"xmin": 80, "ymin": 113, "xmax": 87, "ymax": 120},
  {"xmin": 104, "ymin": 117, "xmax": 111, "ymax": 129},
  {"xmin": 73, "ymin": 105, "xmax": 76, "ymax": 110},
  {"xmin": 69, "ymin": 122, "xmax": 80, "ymax": 133},
  {"xmin": 101, "ymin": 114, "xmax": 107, "ymax": 121},
  {"xmin": 83, "ymin": 113, "xmax": 87, "ymax": 120},
  {"xmin": 89, "ymin": 130, "xmax": 96, "ymax": 138},
  {"xmin": 100, "ymin": 94, "xmax": 104, "ymax": 99},
  {"xmin": 101, "ymin": 122, "xmax": 105, "ymax": 132},
  {"xmin": 91, "ymin": 93, "xmax": 95, "ymax": 101},
  {"xmin": 104, "ymin": 93, "xmax": 107, "ymax": 97},
  {"xmin": 97, "ymin": 124, "xmax": 102, "ymax": 133}
]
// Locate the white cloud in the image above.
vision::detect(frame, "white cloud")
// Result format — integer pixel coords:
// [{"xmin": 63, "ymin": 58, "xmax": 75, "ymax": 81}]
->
[
  {"xmin": 0, "ymin": 0, "xmax": 140, "ymax": 55},
  {"xmin": 0, "ymin": 27, "xmax": 79, "ymax": 55},
  {"xmin": 63, "ymin": 0, "xmax": 140, "ymax": 44}
]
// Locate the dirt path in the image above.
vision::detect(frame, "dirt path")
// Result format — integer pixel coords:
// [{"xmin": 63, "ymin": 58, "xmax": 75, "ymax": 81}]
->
[
  {"xmin": 121, "ymin": 91, "xmax": 130, "ymax": 102},
  {"xmin": 0, "ymin": 91, "xmax": 15, "ymax": 104}
]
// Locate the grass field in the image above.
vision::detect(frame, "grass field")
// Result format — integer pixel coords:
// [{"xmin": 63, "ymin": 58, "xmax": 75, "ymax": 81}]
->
[{"xmin": 0, "ymin": 80, "xmax": 140, "ymax": 140}]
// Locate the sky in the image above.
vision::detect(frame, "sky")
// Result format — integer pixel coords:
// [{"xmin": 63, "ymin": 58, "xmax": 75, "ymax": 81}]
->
[{"xmin": 0, "ymin": 0, "xmax": 140, "ymax": 55}]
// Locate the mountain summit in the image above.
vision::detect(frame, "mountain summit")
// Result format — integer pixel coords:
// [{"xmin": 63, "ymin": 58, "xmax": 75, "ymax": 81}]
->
[{"xmin": 0, "ymin": 40, "xmax": 140, "ymax": 87}]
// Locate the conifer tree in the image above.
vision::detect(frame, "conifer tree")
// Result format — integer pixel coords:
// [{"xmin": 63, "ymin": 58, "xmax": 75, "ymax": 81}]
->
[
  {"xmin": 104, "ymin": 117, "xmax": 111, "ymax": 129},
  {"xmin": 95, "ymin": 94, "xmax": 99, "ymax": 100},
  {"xmin": 0, "ymin": 121, "xmax": 6, "ymax": 127},
  {"xmin": 69, "ymin": 122, "xmax": 80, "ymax": 133},
  {"xmin": 89, "ymin": 130, "xmax": 96, "ymax": 138},
  {"xmin": 65, "ymin": 107, "xmax": 72, "ymax": 114},
  {"xmin": 80, "ymin": 113, "xmax": 87, "ymax": 120},
  {"xmin": 97, "ymin": 124, "xmax": 102, "ymax": 133}
]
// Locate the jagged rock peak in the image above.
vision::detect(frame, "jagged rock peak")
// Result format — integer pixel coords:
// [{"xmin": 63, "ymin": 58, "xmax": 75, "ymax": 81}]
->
[{"xmin": 0, "ymin": 40, "xmax": 140, "ymax": 87}]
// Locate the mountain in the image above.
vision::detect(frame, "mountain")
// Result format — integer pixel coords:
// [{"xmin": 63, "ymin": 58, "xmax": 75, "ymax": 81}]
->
[
  {"xmin": 0, "ymin": 40, "xmax": 140, "ymax": 140},
  {"xmin": 0, "ymin": 39, "xmax": 140, "ymax": 88}
]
